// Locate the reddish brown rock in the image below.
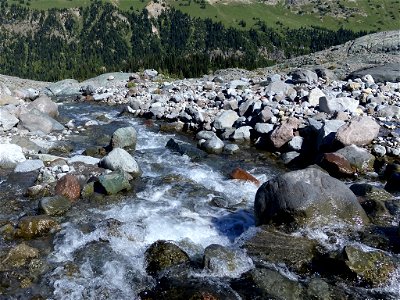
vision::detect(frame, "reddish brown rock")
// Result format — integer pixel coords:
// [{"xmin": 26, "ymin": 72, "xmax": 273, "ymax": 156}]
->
[
  {"xmin": 230, "ymin": 167, "xmax": 260, "ymax": 185},
  {"xmin": 269, "ymin": 117, "xmax": 301, "ymax": 149},
  {"xmin": 55, "ymin": 174, "xmax": 81, "ymax": 202},
  {"xmin": 321, "ymin": 153, "xmax": 354, "ymax": 178}
]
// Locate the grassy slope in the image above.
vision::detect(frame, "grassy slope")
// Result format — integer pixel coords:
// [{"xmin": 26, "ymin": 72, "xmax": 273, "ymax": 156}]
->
[{"xmin": 6, "ymin": 0, "xmax": 400, "ymax": 32}]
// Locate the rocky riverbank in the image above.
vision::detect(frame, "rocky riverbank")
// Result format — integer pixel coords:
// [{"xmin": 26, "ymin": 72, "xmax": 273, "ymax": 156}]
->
[{"xmin": 0, "ymin": 32, "xmax": 400, "ymax": 297}]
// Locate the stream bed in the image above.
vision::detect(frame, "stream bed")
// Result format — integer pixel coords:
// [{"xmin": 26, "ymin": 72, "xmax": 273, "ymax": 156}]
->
[{"xmin": 0, "ymin": 102, "xmax": 399, "ymax": 299}]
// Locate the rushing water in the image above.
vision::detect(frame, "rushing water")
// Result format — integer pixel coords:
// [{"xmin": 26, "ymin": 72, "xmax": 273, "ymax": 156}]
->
[
  {"xmin": 44, "ymin": 102, "xmax": 282, "ymax": 299},
  {"xmin": 2, "ymin": 102, "xmax": 399, "ymax": 299}
]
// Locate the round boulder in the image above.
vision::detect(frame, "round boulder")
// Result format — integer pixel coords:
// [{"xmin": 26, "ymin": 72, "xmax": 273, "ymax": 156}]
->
[
  {"xmin": 254, "ymin": 167, "xmax": 369, "ymax": 227},
  {"xmin": 145, "ymin": 240, "xmax": 190, "ymax": 276},
  {"xmin": 335, "ymin": 116, "xmax": 380, "ymax": 146},
  {"xmin": 111, "ymin": 126, "xmax": 137, "ymax": 150},
  {"xmin": 99, "ymin": 148, "xmax": 140, "ymax": 177}
]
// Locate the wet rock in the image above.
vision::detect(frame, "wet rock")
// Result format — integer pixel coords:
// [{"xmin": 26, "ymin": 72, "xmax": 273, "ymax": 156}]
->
[
  {"xmin": 140, "ymin": 277, "xmax": 237, "ymax": 300},
  {"xmin": 0, "ymin": 243, "xmax": 39, "ymax": 270},
  {"xmin": 254, "ymin": 167, "xmax": 369, "ymax": 228},
  {"xmin": 350, "ymin": 183, "xmax": 393, "ymax": 221},
  {"xmin": 38, "ymin": 195, "xmax": 72, "ymax": 216},
  {"xmin": 213, "ymin": 110, "xmax": 239, "ymax": 130},
  {"xmin": 320, "ymin": 152, "xmax": 354, "ymax": 178},
  {"xmin": 244, "ymin": 226, "xmax": 317, "ymax": 273},
  {"xmin": 111, "ymin": 126, "xmax": 137, "ymax": 150},
  {"xmin": 290, "ymin": 69, "xmax": 318, "ymax": 84},
  {"xmin": 97, "ymin": 170, "xmax": 131, "ymax": 195},
  {"xmin": 55, "ymin": 174, "xmax": 81, "ymax": 202},
  {"xmin": 306, "ymin": 278, "xmax": 347, "ymax": 300},
  {"xmin": 0, "ymin": 144, "xmax": 26, "ymax": 168},
  {"xmin": 203, "ymin": 244, "xmax": 252, "ymax": 276},
  {"xmin": 269, "ymin": 117, "xmax": 300, "ymax": 149},
  {"xmin": 14, "ymin": 159, "xmax": 44, "ymax": 173},
  {"xmin": 145, "ymin": 240, "xmax": 190, "ymax": 276},
  {"xmin": 27, "ymin": 95, "xmax": 59, "ymax": 118},
  {"xmin": 202, "ymin": 136, "xmax": 224, "ymax": 154},
  {"xmin": 245, "ymin": 267, "xmax": 305, "ymax": 300},
  {"xmin": 336, "ymin": 144, "xmax": 375, "ymax": 173},
  {"xmin": 15, "ymin": 215, "xmax": 60, "ymax": 239},
  {"xmin": 335, "ymin": 116, "xmax": 380, "ymax": 146},
  {"xmin": 343, "ymin": 245, "xmax": 396, "ymax": 286},
  {"xmin": 230, "ymin": 167, "xmax": 260, "ymax": 185},
  {"xmin": 99, "ymin": 148, "xmax": 140, "ymax": 177},
  {"xmin": 319, "ymin": 97, "xmax": 359, "ymax": 114},
  {"xmin": 166, "ymin": 138, "xmax": 206, "ymax": 160},
  {"xmin": 0, "ymin": 107, "xmax": 19, "ymax": 131}
]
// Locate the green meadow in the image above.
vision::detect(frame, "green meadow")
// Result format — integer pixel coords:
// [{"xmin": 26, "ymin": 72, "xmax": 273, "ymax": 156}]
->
[{"xmin": 6, "ymin": 0, "xmax": 400, "ymax": 32}]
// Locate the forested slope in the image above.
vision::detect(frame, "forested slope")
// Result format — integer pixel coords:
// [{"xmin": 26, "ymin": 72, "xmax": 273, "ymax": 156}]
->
[{"xmin": 0, "ymin": 1, "xmax": 366, "ymax": 81}]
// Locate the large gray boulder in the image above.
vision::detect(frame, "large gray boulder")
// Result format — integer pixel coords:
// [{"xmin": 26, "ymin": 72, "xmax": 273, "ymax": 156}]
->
[
  {"xmin": 348, "ymin": 63, "xmax": 400, "ymax": 83},
  {"xmin": 290, "ymin": 69, "xmax": 318, "ymax": 84},
  {"xmin": 44, "ymin": 79, "xmax": 80, "ymax": 97},
  {"xmin": 19, "ymin": 109, "xmax": 64, "ymax": 134},
  {"xmin": 0, "ymin": 107, "xmax": 19, "ymax": 131},
  {"xmin": 254, "ymin": 167, "xmax": 369, "ymax": 227},
  {"xmin": 0, "ymin": 144, "xmax": 26, "ymax": 168},
  {"xmin": 213, "ymin": 110, "xmax": 239, "ymax": 130},
  {"xmin": 111, "ymin": 126, "xmax": 137, "ymax": 150},
  {"xmin": 27, "ymin": 95, "xmax": 59, "ymax": 118},
  {"xmin": 99, "ymin": 148, "xmax": 140, "ymax": 177},
  {"xmin": 319, "ymin": 97, "xmax": 359, "ymax": 114},
  {"xmin": 202, "ymin": 136, "xmax": 224, "ymax": 154},
  {"xmin": 335, "ymin": 116, "xmax": 380, "ymax": 146}
]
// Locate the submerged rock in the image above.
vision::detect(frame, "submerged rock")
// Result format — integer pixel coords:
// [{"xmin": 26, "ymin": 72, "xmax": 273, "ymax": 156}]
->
[
  {"xmin": 203, "ymin": 244, "xmax": 253, "ymax": 276},
  {"xmin": 244, "ymin": 226, "xmax": 317, "ymax": 273},
  {"xmin": 229, "ymin": 167, "xmax": 260, "ymax": 185},
  {"xmin": 254, "ymin": 167, "xmax": 369, "ymax": 228},
  {"xmin": 343, "ymin": 245, "xmax": 396, "ymax": 286},
  {"xmin": 38, "ymin": 195, "xmax": 72, "ymax": 216}
]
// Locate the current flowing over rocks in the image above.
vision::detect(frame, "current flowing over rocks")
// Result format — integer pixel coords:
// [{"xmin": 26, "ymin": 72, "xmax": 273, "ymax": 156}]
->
[{"xmin": 0, "ymin": 63, "xmax": 399, "ymax": 299}]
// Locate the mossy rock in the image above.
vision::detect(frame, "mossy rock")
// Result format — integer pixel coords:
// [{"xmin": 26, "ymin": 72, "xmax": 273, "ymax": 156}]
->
[
  {"xmin": 145, "ymin": 240, "xmax": 190, "ymax": 276},
  {"xmin": 38, "ymin": 195, "xmax": 72, "ymax": 216},
  {"xmin": 14, "ymin": 215, "xmax": 60, "ymax": 239},
  {"xmin": 344, "ymin": 245, "xmax": 396, "ymax": 286}
]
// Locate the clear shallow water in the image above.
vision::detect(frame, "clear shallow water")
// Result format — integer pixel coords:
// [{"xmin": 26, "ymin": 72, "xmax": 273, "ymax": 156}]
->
[{"xmin": 26, "ymin": 102, "xmax": 398, "ymax": 299}]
